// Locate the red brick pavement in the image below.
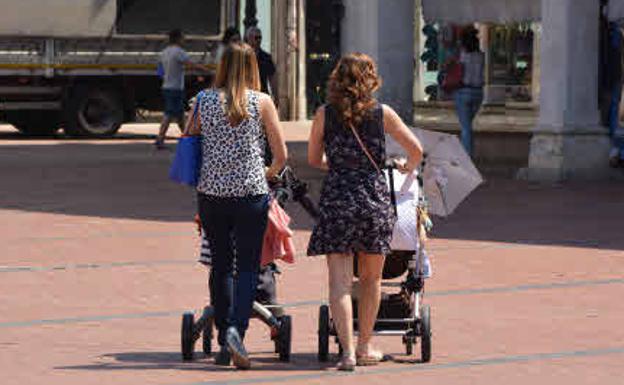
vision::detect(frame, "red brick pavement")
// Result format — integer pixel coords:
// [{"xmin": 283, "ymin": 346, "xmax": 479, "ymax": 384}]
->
[{"xmin": 1, "ymin": 124, "xmax": 624, "ymax": 385}]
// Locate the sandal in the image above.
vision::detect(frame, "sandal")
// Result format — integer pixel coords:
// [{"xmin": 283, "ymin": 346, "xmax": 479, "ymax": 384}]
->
[
  {"xmin": 336, "ymin": 355, "xmax": 356, "ymax": 371},
  {"xmin": 356, "ymin": 349, "xmax": 384, "ymax": 366}
]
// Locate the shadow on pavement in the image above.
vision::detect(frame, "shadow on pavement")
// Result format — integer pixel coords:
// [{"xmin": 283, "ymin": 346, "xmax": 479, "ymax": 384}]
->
[
  {"xmin": 55, "ymin": 351, "xmax": 334, "ymax": 372},
  {"xmin": 0, "ymin": 141, "xmax": 318, "ymax": 229},
  {"xmin": 432, "ymin": 178, "xmax": 624, "ymax": 251},
  {"xmin": 0, "ymin": 132, "xmax": 159, "ymax": 141},
  {"xmin": 2, "ymin": 139, "xmax": 624, "ymax": 249},
  {"xmin": 0, "ymin": 142, "xmax": 195, "ymax": 222}
]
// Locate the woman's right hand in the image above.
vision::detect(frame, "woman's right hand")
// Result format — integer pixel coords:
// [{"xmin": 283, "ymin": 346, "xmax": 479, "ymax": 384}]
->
[{"xmin": 265, "ymin": 165, "xmax": 282, "ymax": 181}]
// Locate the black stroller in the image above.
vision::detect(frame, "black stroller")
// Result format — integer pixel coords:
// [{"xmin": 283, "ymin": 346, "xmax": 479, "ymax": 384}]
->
[
  {"xmin": 317, "ymin": 163, "xmax": 433, "ymax": 363},
  {"xmin": 180, "ymin": 167, "xmax": 319, "ymax": 362}
]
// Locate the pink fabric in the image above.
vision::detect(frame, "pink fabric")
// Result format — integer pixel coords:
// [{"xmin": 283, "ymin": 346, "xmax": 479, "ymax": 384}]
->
[{"xmin": 261, "ymin": 199, "xmax": 296, "ymax": 266}]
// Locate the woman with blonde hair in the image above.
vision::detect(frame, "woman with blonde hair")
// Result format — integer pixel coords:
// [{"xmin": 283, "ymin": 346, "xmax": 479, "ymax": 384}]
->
[
  {"xmin": 307, "ymin": 53, "xmax": 423, "ymax": 370},
  {"xmin": 186, "ymin": 43, "xmax": 287, "ymax": 369}
]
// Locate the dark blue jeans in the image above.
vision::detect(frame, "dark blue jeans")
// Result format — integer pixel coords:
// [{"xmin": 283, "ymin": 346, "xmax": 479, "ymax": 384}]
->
[
  {"xmin": 198, "ymin": 193, "xmax": 269, "ymax": 346},
  {"xmin": 608, "ymin": 82, "xmax": 624, "ymax": 160}
]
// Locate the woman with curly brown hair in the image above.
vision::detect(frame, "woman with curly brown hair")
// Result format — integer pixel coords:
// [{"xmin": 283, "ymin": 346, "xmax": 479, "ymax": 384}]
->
[{"xmin": 307, "ymin": 53, "xmax": 423, "ymax": 370}]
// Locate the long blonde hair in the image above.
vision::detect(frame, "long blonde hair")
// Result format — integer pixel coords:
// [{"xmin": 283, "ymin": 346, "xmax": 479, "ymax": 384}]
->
[{"xmin": 214, "ymin": 43, "xmax": 261, "ymax": 126}]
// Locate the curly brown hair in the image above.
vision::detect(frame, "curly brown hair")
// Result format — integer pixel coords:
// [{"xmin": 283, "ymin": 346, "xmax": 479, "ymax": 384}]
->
[{"xmin": 327, "ymin": 53, "xmax": 382, "ymax": 130}]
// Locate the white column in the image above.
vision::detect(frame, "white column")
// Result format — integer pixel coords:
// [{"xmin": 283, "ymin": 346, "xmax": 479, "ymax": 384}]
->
[
  {"xmin": 526, "ymin": 0, "xmax": 610, "ymax": 180},
  {"xmin": 342, "ymin": 0, "xmax": 415, "ymax": 123}
]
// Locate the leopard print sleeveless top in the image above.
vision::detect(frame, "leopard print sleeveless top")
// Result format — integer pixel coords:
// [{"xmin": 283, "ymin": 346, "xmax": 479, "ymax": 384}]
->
[{"xmin": 196, "ymin": 89, "xmax": 268, "ymax": 197}]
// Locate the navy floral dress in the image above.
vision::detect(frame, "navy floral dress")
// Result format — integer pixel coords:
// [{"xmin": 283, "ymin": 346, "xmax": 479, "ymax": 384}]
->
[{"xmin": 307, "ymin": 103, "xmax": 396, "ymax": 256}]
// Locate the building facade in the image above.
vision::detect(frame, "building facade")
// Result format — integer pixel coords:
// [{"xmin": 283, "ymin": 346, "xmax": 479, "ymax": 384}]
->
[{"xmin": 243, "ymin": 0, "xmax": 621, "ymax": 180}]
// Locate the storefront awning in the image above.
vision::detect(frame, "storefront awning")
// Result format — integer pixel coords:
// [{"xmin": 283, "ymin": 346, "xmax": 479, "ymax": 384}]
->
[{"xmin": 421, "ymin": 0, "xmax": 541, "ymax": 24}]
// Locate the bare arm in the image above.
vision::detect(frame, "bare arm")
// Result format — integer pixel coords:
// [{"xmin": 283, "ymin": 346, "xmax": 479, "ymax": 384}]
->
[
  {"xmin": 383, "ymin": 104, "xmax": 423, "ymax": 172},
  {"xmin": 260, "ymin": 94, "xmax": 288, "ymax": 178},
  {"xmin": 308, "ymin": 106, "xmax": 329, "ymax": 171},
  {"xmin": 184, "ymin": 61, "xmax": 211, "ymax": 72}
]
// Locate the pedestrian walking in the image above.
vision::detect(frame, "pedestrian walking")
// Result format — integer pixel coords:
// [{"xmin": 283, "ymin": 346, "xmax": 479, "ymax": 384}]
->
[
  {"xmin": 185, "ymin": 42, "xmax": 287, "ymax": 369},
  {"xmin": 155, "ymin": 29, "xmax": 209, "ymax": 149},
  {"xmin": 307, "ymin": 53, "xmax": 423, "ymax": 371},
  {"xmin": 452, "ymin": 27, "xmax": 485, "ymax": 157},
  {"xmin": 245, "ymin": 26, "xmax": 278, "ymax": 106}
]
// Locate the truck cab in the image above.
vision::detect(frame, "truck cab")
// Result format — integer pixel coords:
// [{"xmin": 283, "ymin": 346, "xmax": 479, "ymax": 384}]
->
[{"xmin": 0, "ymin": 0, "xmax": 234, "ymax": 136}]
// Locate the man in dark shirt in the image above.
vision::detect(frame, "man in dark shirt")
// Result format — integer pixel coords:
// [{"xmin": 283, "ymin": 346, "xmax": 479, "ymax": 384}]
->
[
  {"xmin": 245, "ymin": 26, "xmax": 278, "ymax": 166},
  {"xmin": 245, "ymin": 27, "xmax": 278, "ymax": 106}
]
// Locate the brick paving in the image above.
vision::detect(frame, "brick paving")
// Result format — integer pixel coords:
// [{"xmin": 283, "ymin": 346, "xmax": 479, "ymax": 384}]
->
[{"xmin": 1, "ymin": 124, "xmax": 624, "ymax": 385}]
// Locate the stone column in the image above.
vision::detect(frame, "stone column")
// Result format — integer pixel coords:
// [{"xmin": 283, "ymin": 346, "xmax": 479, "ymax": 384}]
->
[
  {"xmin": 342, "ymin": 0, "xmax": 415, "ymax": 124},
  {"xmin": 296, "ymin": 0, "xmax": 307, "ymax": 120},
  {"xmin": 413, "ymin": 2, "xmax": 426, "ymax": 102},
  {"xmin": 286, "ymin": 0, "xmax": 297, "ymax": 119},
  {"xmin": 479, "ymin": 24, "xmax": 493, "ymax": 103},
  {"xmin": 526, "ymin": 0, "xmax": 610, "ymax": 180},
  {"xmin": 273, "ymin": 0, "xmax": 289, "ymax": 119},
  {"xmin": 272, "ymin": 0, "xmax": 304, "ymax": 120}
]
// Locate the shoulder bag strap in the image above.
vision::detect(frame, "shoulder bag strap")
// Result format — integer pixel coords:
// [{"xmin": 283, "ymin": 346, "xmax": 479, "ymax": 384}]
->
[
  {"xmin": 349, "ymin": 123, "xmax": 381, "ymax": 174},
  {"xmin": 349, "ymin": 123, "xmax": 398, "ymax": 216},
  {"xmin": 183, "ymin": 90, "xmax": 204, "ymax": 136}
]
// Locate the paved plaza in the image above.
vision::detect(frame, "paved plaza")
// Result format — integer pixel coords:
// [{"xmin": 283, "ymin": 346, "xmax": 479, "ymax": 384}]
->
[{"xmin": 1, "ymin": 124, "xmax": 623, "ymax": 385}]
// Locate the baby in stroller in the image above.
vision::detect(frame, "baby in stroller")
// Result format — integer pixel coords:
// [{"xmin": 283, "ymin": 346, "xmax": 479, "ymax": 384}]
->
[{"xmin": 180, "ymin": 167, "xmax": 319, "ymax": 364}]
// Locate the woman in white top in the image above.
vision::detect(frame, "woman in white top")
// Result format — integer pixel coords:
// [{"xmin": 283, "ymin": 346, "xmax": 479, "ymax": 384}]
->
[
  {"xmin": 186, "ymin": 43, "xmax": 287, "ymax": 369},
  {"xmin": 454, "ymin": 27, "xmax": 485, "ymax": 157}
]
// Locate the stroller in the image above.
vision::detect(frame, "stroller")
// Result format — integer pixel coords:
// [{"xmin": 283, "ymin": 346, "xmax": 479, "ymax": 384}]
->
[
  {"xmin": 317, "ymin": 162, "xmax": 433, "ymax": 363},
  {"xmin": 180, "ymin": 167, "xmax": 319, "ymax": 362}
]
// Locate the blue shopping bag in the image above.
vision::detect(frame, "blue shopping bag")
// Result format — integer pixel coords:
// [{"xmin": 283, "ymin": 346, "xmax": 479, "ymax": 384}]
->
[
  {"xmin": 156, "ymin": 62, "xmax": 164, "ymax": 78},
  {"xmin": 169, "ymin": 135, "xmax": 202, "ymax": 186},
  {"xmin": 169, "ymin": 92, "xmax": 203, "ymax": 186}
]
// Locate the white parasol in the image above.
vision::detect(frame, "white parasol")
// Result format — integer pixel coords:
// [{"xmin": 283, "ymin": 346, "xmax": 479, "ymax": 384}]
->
[{"xmin": 412, "ymin": 128, "xmax": 484, "ymax": 217}]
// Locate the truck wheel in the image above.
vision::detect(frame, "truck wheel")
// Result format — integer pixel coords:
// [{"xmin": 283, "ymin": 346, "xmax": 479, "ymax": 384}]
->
[
  {"xmin": 64, "ymin": 86, "xmax": 123, "ymax": 137},
  {"xmin": 6, "ymin": 111, "xmax": 60, "ymax": 136}
]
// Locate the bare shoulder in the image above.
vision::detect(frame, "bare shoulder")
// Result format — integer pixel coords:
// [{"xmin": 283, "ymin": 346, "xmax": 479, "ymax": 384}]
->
[
  {"xmin": 381, "ymin": 104, "xmax": 399, "ymax": 120},
  {"xmin": 257, "ymin": 91, "xmax": 275, "ymax": 111}
]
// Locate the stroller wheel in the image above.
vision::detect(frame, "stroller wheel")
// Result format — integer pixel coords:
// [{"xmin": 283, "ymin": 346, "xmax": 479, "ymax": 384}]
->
[
  {"xmin": 202, "ymin": 317, "xmax": 213, "ymax": 356},
  {"xmin": 317, "ymin": 305, "xmax": 330, "ymax": 362},
  {"xmin": 273, "ymin": 319, "xmax": 281, "ymax": 353},
  {"xmin": 181, "ymin": 312, "xmax": 195, "ymax": 361},
  {"xmin": 278, "ymin": 315, "xmax": 292, "ymax": 362},
  {"xmin": 420, "ymin": 305, "xmax": 432, "ymax": 363}
]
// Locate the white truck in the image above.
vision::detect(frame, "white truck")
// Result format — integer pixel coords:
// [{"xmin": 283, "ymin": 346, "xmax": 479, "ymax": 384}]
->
[{"xmin": 0, "ymin": 0, "xmax": 234, "ymax": 136}]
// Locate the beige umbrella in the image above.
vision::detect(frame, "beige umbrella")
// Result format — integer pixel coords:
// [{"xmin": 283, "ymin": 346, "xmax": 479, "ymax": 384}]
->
[{"xmin": 412, "ymin": 128, "xmax": 484, "ymax": 217}]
